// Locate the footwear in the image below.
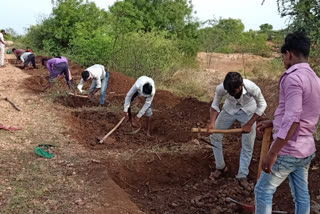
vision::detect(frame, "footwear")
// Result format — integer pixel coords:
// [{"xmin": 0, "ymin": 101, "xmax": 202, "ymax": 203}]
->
[
  {"xmin": 238, "ymin": 178, "xmax": 251, "ymax": 191},
  {"xmin": 209, "ymin": 165, "xmax": 228, "ymax": 180}
]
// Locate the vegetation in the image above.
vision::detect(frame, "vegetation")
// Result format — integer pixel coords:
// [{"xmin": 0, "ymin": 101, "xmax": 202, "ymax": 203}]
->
[
  {"xmin": 198, "ymin": 18, "xmax": 272, "ymax": 57},
  {"xmin": 274, "ymin": 0, "xmax": 320, "ymax": 72},
  {"xmin": 15, "ymin": 0, "xmax": 280, "ymax": 82}
]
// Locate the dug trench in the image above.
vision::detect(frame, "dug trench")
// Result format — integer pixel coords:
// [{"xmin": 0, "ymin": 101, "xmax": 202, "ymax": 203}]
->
[{"xmin": 14, "ymin": 56, "xmax": 320, "ymax": 214}]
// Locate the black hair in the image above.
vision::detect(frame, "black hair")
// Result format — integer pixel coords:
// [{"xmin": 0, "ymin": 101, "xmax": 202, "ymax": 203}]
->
[
  {"xmin": 81, "ymin": 70, "xmax": 90, "ymax": 81},
  {"xmin": 1, "ymin": 30, "xmax": 5, "ymax": 33},
  {"xmin": 142, "ymin": 83, "xmax": 153, "ymax": 95},
  {"xmin": 12, "ymin": 48, "xmax": 16, "ymax": 52},
  {"xmin": 223, "ymin": 72, "xmax": 243, "ymax": 94},
  {"xmin": 54, "ymin": 56, "xmax": 62, "ymax": 59},
  {"xmin": 41, "ymin": 57, "xmax": 51, "ymax": 66},
  {"xmin": 281, "ymin": 32, "xmax": 310, "ymax": 57}
]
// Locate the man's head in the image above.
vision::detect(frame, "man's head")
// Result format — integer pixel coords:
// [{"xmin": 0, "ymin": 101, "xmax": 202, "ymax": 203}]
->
[
  {"xmin": 81, "ymin": 70, "xmax": 90, "ymax": 81},
  {"xmin": 1, "ymin": 30, "xmax": 5, "ymax": 35},
  {"xmin": 41, "ymin": 57, "xmax": 50, "ymax": 66},
  {"xmin": 223, "ymin": 72, "xmax": 243, "ymax": 99},
  {"xmin": 281, "ymin": 32, "xmax": 310, "ymax": 69},
  {"xmin": 12, "ymin": 48, "xmax": 16, "ymax": 52},
  {"xmin": 142, "ymin": 83, "xmax": 153, "ymax": 95}
]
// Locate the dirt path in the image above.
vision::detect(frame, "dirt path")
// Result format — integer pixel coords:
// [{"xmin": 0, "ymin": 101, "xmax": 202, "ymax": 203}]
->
[{"xmin": 0, "ymin": 54, "xmax": 142, "ymax": 214}]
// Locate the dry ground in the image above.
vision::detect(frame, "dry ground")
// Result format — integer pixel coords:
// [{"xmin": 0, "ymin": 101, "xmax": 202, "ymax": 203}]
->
[
  {"xmin": 1, "ymin": 51, "xmax": 320, "ymax": 214},
  {"xmin": 0, "ymin": 54, "xmax": 142, "ymax": 214}
]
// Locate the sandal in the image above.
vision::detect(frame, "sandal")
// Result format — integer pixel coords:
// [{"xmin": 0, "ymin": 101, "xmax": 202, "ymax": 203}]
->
[
  {"xmin": 238, "ymin": 178, "xmax": 252, "ymax": 191},
  {"xmin": 209, "ymin": 165, "xmax": 228, "ymax": 180}
]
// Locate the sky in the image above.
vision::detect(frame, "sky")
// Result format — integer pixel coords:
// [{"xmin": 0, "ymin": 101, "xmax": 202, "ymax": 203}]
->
[{"xmin": 0, "ymin": 0, "xmax": 287, "ymax": 35}]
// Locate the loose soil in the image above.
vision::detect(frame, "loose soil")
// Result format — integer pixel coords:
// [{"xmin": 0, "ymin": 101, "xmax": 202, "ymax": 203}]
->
[{"xmin": 5, "ymin": 54, "xmax": 320, "ymax": 214}]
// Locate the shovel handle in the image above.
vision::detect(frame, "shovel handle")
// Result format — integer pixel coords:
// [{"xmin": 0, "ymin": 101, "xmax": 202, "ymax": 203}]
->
[
  {"xmin": 191, "ymin": 127, "xmax": 243, "ymax": 134},
  {"xmin": 99, "ymin": 116, "xmax": 126, "ymax": 143},
  {"xmin": 256, "ymin": 127, "xmax": 272, "ymax": 181},
  {"xmin": 67, "ymin": 92, "xmax": 88, "ymax": 98}
]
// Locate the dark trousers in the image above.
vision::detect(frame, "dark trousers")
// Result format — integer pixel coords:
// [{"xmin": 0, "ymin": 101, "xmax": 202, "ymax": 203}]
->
[{"xmin": 24, "ymin": 54, "xmax": 36, "ymax": 68}]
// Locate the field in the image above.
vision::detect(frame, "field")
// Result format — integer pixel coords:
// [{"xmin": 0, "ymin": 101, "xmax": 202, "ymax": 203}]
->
[{"xmin": 1, "ymin": 52, "xmax": 320, "ymax": 214}]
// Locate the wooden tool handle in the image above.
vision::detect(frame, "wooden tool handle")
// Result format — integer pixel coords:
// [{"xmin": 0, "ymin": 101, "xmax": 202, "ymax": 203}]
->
[
  {"xmin": 67, "ymin": 92, "xmax": 88, "ymax": 98},
  {"xmin": 4, "ymin": 97, "xmax": 21, "ymax": 111},
  {"xmin": 99, "ymin": 116, "xmax": 126, "ymax": 143},
  {"xmin": 256, "ymin": 127, "xmax": 272, "ymax": 181},
  {"xmin": 191, "ymin": 127, "xmax": 243, "ymax": 134}
]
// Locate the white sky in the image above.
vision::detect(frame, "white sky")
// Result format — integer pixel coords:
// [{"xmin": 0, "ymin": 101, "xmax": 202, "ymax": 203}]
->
[{"xmin": 0, "ymin": 0, "xmax": 287, "ymax": 35}]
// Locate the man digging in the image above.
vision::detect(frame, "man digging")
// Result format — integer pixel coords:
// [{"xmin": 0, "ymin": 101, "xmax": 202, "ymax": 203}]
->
[
  {"xmin": 207, "ymin": 72, "xmax": 267, "ymax": 191},
  {"xmin": 77, "ymin": 64, "xmax": 109, "ymax": 106},
  {"xmin": 19, "ymin": 51, "xmax": 37, "ymax": 69},
  {"xmin": 123, "ymin": 76, "xmax": 155, "ymax": 137},
  {"xmin": 42, "ymin": 56, "xmax": 74, "ymax": 91},
  {"xmin": 12, "ymin": 48, "xmax": 25, "ymax": 64}
]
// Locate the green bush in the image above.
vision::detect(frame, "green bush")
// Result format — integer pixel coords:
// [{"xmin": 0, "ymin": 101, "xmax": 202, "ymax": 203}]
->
[
  {"xmin": 113, "ymin": 31, "xmax": 183, "ymax": 80},
  {"xmin": 69, "ymin": 34, "xmax": 113, "ymax": 66}
]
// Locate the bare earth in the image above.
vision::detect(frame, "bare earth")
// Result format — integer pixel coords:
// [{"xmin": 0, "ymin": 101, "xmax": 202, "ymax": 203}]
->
[{"xmin": 1, "ymin": 52, "xmax": 320, "ymax": 214}]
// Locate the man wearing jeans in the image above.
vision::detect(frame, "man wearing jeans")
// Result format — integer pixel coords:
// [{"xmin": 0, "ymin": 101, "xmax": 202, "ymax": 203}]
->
[
  {"xmin": 207, "ymin": 72, "xmax": 267, "ymax": 190},
  {"xmin": 0, "ymin": 30, "xmax": 6, "ymax": 67},
  {"xmin": 254, "ymin": 32, "xmax": 320, "ymax": 214},
  {"xmin": 77, "ymin": 64, "xmax": 109, "ymax": 106}
]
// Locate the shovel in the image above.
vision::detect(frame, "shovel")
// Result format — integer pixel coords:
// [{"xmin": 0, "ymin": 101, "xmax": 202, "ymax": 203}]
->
[
  {"xmin": 97, "ymin": 116, "xmax": 126, "ymax": 144},
  {"xmin": 191, "ymin": 127, "xmax": 243, "ymax": 134}
]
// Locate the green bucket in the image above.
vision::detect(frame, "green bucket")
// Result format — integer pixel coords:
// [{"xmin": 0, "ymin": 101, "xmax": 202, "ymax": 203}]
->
[{"xmin": 6, "ymin": 50, "xmax": 11, "ymax": 54}]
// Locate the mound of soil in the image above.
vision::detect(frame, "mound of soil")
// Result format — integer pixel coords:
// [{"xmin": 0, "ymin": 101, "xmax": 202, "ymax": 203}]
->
[
  {"xmin": 13, "ymin": 55, "xmax": 318, "ymax": 214},
  {"xmin": 24, "ymin": 75, "xmax": 49, "ymax": 92},
  {"xmin": 107, "ymin": 71, "xmax": 135, "ymax": 94}
]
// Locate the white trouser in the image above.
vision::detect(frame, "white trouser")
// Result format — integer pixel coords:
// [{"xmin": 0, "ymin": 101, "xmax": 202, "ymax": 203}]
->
[{"xmin": 0, "ymin": 45, "xmax": 4, "ymax": 66}]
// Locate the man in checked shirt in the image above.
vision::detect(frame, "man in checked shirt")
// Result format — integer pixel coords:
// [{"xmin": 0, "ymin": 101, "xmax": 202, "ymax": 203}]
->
[
  {"xmin": 254, "ymin": 32, "xmax": 320, "ymax": 214},
  {"xmin": 207, "ymin": 72, "xmax": 267, "ymax": 191}
]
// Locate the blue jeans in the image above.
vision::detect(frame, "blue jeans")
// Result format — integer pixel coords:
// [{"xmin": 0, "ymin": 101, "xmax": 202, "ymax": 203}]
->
[
  {"xmin": 254, "ymin": 154, "xmax": 315, "ymax": 214},
  {"xmin": 209, "ymin": 109, "xmax": 256, "ymax": 179},
  {"xmin": 89, "ymin": 72, "xmax": 109, "ymax": 105},
  {"xmin": 130, "ymin": 92, "xmax": 153, "ymax": 117}
]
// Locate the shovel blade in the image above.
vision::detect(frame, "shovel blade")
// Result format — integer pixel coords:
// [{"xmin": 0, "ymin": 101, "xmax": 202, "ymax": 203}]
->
[{"xmin": 96, "ymin": 136, "xmax": 115, "ymax": 144}]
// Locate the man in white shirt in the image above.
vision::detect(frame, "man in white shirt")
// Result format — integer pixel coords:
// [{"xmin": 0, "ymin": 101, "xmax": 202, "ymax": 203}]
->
[
  {"xmin": 20, "ymin": 52, "xmax": 36, "ymax": 69},
  {"xmin": 123, "ymin": 76, "xmax": 155, "ymax": 136},
  {"xmin": 77, "ymin": 64, "xmax": 109, "ymax": 106},
  {"xmin": 0, "ymin": 30, "xmax": 6, "ymax": 67},
  {"xmin": 207, "ymin": 72, "xmax": 267, "ymax": 190}
]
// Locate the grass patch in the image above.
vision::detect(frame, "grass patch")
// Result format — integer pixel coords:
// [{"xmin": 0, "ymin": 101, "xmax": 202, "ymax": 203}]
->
[{"xmin": 251, "ymin": 58, "xmax": 284, "ymax": 79}]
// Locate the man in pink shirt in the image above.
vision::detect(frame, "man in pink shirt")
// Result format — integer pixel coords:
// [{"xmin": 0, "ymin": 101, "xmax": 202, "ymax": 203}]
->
[{"xmin": 254, "ymin": 32, "xmax": 320, "ymax": 214}]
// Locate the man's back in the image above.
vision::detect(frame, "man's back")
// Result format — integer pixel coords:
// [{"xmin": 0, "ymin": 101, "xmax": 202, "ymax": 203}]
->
[{"xmin": 273, "ymin": 63, "xmax": 320, "ymax": 158}]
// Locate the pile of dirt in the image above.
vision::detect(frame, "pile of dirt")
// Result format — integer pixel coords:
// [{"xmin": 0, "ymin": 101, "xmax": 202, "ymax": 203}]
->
[
  {"xmin": 24, "ymin": 75, "xmax": 49, "ymax": 92},
  {"xmin": 107, "ymin": 71, "xmax": 135, "ymax": 94},
  {"xmin": 151, "ymin": 97, "xmax": 210, "ymax": 142},
  {"xmin": 12, "ymin": 54, "xmax": 313, "ymax": 214}
]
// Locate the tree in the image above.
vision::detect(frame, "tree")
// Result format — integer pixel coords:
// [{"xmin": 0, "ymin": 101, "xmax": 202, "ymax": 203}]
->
[
  {"xmin": 259, "ymin": 23, "xmax": 273, "ymax": 33},
  {"xmin": 274, "ymin": 0, "xmax": 320, "ymax": 43},
  {"xmin": 259, "ymin": 23, "xmax": 273, "ymax": 40}
]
